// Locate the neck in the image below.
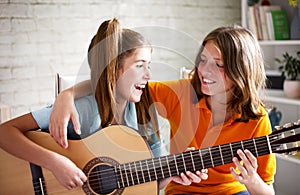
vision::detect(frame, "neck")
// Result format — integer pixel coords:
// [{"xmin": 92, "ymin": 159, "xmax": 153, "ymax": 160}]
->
[
  {"xmin": 206, "ymin": 93, "xmax": 233, "ymax": 125},
  {"xmin": 111, "ymin": 100, "xmax": 127, "ymax": 125}
]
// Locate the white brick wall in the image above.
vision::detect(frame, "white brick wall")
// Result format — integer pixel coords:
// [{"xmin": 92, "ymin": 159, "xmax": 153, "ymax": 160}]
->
[{"xmin": 0, "ymin": 0, "xmax": 241, "ymax": 118}]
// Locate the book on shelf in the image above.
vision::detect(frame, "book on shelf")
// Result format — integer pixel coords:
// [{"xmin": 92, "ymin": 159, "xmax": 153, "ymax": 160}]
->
[
  {"xmin": 267, "ymin": 10, "xmax": 290, "ymax": 40},
  {"xmin": 259, "ymin": 5, "xmax": 281, "ymax": 40},
  {"xmin": 248, "ymin": 5, "xmax": 275, "ymax": 40},
  {"xmin": 248, "ymin": 6, "xmax": 259, "ymax": 39}
]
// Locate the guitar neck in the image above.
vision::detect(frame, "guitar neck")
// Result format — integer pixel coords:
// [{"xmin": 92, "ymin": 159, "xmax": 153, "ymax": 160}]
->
[
  {"xmin": 24, "ymin": 121, "xmax": 299, "ymax": 194},
  {"xmin": 114, "ymin": 135, "xmax": 273, "ymax": 188}
]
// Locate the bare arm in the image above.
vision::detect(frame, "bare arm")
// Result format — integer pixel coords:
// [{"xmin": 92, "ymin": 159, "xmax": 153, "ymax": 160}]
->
[
  {"xmin": 0, "ymin": 114, "xmax": 87, "ymax": 189},
  {"xmin": 49, "ymin": 80, "xmax": 92, "ymax": 148}
]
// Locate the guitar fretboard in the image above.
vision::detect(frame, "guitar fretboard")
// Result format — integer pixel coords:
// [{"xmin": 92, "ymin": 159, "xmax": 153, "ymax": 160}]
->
[{"xmin": 113, "ymin": 135, "xmax": 273, "ymax": 189}]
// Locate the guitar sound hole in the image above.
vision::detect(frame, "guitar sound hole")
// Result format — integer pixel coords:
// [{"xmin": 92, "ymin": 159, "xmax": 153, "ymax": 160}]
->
[{"xmin": 88, "ymin": 164, "xmax": 118, "ymax": 194}]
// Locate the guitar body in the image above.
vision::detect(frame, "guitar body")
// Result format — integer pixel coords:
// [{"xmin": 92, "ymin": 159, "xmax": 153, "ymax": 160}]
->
[
  {"xmin": 25, "ymin": 125, "xmax": 158, "ymax": 195},
  {"xmin": 0, "ymin": 148, "xmax": 34, "ymax": 194},
  {"xmin": 2, "ymin": 120, "xmax": 299, "ymax": 194}
]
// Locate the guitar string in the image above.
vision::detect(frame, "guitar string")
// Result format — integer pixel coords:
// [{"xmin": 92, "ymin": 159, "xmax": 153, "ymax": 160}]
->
[
  {"xmin": 31, "ymin": 139, "xmax": 289, "ymax": 193},
  {"xmin": 84, "ymin": 134, "xmax": 284, "ymax": 188},
  {"xmin": 87, "ymin": 135, "xmax": 281, "ymax": 187},
  {"xmin": 31, "ymin": 132, "xmax": 294, "ymax": 192}
]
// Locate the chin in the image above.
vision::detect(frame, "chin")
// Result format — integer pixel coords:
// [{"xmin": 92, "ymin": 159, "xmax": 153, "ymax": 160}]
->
[
  {"xmin": 201, "ymin": 87, "xmax": 212, "ymax": 96},
  {"xmin": 129, "ymin": 96, "xmax": 141, "ymax": 103}
]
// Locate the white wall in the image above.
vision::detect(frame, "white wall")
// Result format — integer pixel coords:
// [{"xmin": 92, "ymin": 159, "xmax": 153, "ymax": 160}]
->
[{"xmin": 0, "ymin": 0, "xmax": 241, "ymax": 118}]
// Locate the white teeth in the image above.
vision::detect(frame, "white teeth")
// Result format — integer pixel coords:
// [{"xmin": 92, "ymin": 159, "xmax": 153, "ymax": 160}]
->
[
  {"xmin": 135, "ymin": 84, "xmax": 146, "ymax": 89},
  {"xmin": 203, "ymin": 78, "xmax": 214, "ymax": 84}
]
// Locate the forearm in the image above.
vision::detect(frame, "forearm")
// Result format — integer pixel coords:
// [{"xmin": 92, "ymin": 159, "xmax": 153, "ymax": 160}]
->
[
  {"xmin": 247, "ymin": 181, "xmax": 274, "ymax": 195},
  {"xmin": 0, "ymin": 114, "xmax": 59, "ymax": 170},
  {"xmin": 68, "ymin": 80, "xmax": 92, "ymax": 99}
]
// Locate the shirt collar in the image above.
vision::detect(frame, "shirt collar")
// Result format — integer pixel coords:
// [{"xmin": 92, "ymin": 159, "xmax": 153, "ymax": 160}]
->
[
  {"xmin": 195, "ymin": 97, "xmax": 241, "ymax": 126},
  {"xmin": 124, "ymin": 101, "xmax": 138, "ymax": 130}
]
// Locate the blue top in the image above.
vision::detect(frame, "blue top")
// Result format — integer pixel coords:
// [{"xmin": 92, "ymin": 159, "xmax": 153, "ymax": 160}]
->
[{"xmin": 31, "ymin": 95, "xmax": 168, "ymax": 157}]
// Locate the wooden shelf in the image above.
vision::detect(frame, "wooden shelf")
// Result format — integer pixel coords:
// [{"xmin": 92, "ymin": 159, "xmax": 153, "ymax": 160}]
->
[
  {"xmin": 259, "ymin": 40, "xmax": 300, "ymax": 46},
  {"xmin": 264, "ymin": 89, "xmax": 300, "ymax": 105}
]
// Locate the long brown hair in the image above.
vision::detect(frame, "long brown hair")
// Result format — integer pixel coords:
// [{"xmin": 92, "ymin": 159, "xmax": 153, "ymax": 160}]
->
[
  {"xmin": 87, "ymin": 18, "xmax": 159, "ymax": 140},
  {"xmin": 190, "ymin": 26, "xmax": 266, "ymax": 121}
]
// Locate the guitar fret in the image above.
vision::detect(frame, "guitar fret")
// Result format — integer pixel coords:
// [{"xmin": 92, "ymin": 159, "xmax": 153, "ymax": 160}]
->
[
  {"xmin": 166, "ymin": 156, "xmax": 171, "ymax": 177},
  {"xmin": 118, "ymin": 165, "xmax": 125, "ymax": 188},
  {"xmin": 129, "ymin": 163, "xmax": 135, "ymax": 186},
  {"xmin": 208, "ymin": 147, "xmax": 214, "ymax": 167},
  {"xmin": 146, "ymin": 160, "xmax": 151, "ymax": 181},
  {"xmin": 218, "ymin": 145, "xmax": 224, "ymax": 165},
  {"xmin": 158, "ymin": 158, "xmax": 164, "ymax": 178},
  {"xmin": 257, "ymin": 136, "xmax": 271, "ymax": 156},
  {"xmin": 190, "ymin": 151, "xmax": 196, "ymax": 171},
  {"xmin": 115, "ymin": 166, "xmax": 121, "ymax": 188},
  {"xmin": 155, "ymin": 158, "xmax": 164, "ymax": 179},
  {"xmin": 39, "ymin": 178, "xmax": 45, "ymax": 195},
  {"xmin": 181, "ymin": 153, "xmax": 187, "ymax": 172},
  {"xmin": 266, "ymin": 135, "xmax": 272, "ymax": 154},
  {"xmin": 139, "ymin": 161, "xmax": 145, "ymax": 183},
  {"xmin": 202, "ymin": 148, "xmax": 213, "ymax": 168},
  {"xmin": 167, "ymin": 155, "xmax": 177, "ymax": 176},
  {"xmin": 199, "ymin": 149, "xmax": 204, "ymax": 169},
  {"xmin": 123, "ymin": 164, "xmax": 130, "ymax": 187},
  {"xmin": 133, "ymin": 162, "xmax": 139, "ymax": 184},
  {"xmin": 231, "ymin": 142, "xmax": 242, "ymax": 160},
  {"xmin": 188, "ymin": 150, "xmax": 200, "ymax": 170},
  {"xmin": 33, "ymin": 178, "xmax": 46, "ymax": 195},
  {"xmin": 184, "ymin": 151, "xmax": 194, "ymax": 172},
  {"xmin": 211, "ymin": 146, "xmax": 223, "ymax": 167},
  {"xmin": 220, "ymin": 144, "xmax": 233, "ymax": 165},
  {"xmin": 229, "ymin": 143, "xmax": 234, "ymax": 159},
  {"xmin": 243, "ymin": 139, "xmax": 256, "ymax": 157},
  {"xmin": 174, "ymin": 155, "xmax": 179, "ymax": 175},
  {"xmin": 253, "ymin": 139, "xmax": 258, "ymax": 156},
  {"xmin": 241, "ymin": 140, "xmax": 244, "ymax": 150},
  {"xmin": 152, "ymin": 159, "xmax": 157, "ymax": 180}
]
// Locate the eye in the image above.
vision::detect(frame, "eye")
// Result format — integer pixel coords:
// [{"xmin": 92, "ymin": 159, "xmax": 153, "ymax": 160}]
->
[
  {"xmin": 215, "ymin": 63, "xmax": 224, "ymax": 68},
  {"xmin": 136, "ymin": 64, "xmax": 143, "ymax": 68},
  {"xmin": 199, "ymin": 56, "xmax": 207, "ymax": 64}
]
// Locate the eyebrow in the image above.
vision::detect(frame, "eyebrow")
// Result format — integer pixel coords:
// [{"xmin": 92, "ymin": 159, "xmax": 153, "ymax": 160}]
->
[
  {"xmin": 134, "ymin": 59, "xmax": 151, "ymax": 63},
  {"xmin": 201, "ymin": 53, "xmax": 222, "ymax": 61}
]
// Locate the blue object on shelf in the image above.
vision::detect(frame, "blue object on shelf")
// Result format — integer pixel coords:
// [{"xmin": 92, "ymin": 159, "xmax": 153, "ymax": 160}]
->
[
  {"xmin": 268, "ymin": 107, "xmax": 282, "ymax": 131},
  {"xmin": 291, "ymin": 6, "xmax": 300, "ymax": 40}
]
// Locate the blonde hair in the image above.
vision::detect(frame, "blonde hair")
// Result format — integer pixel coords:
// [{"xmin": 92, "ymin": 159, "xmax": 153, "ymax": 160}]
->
[
  {"xmin": 87, "ymin": 18, "xmax": 158, "ymax": 140},
  {"xmin": 191, "ymin": 26, "xmax": 266, "ymax": 121}
]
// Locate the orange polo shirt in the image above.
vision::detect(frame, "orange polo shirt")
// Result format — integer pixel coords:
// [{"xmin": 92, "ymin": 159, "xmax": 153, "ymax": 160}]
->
[{"xmin": 149, "ymin": 79, "xmax": 276, "ymax": 195}]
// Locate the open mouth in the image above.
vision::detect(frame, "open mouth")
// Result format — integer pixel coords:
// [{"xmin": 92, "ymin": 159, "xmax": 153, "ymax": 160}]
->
[
  {"xmin": 134, "ymin": 83, "xmax": 146, "ymax": 90},
  {"xmin": 202, "ymin": 77, "xmax": 216, "ymax": 84}
]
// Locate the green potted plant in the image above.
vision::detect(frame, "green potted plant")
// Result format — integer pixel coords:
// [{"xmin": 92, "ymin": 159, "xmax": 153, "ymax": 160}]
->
[{"xmin": 275, "ymin": 51, "xmax": 300, "ymax": 98}]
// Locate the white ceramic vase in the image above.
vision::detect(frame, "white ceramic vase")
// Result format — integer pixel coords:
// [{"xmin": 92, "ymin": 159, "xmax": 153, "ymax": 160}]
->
[{"xmin": 283, "ymin": 80, "xmax": 300, "ymax": 98}]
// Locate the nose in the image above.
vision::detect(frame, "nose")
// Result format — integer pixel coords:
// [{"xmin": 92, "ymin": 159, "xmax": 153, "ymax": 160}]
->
[
  {"xmin": 198, "ymin": 60, "xmax": 215, "ymax": 73},
  {"xmin": 143, "ymin": 66, "xmax": 151, "ymax": 80}
]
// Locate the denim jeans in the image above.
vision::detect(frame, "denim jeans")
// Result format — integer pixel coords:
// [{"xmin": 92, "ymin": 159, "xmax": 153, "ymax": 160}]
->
[
  {"xmin": 175, "ymin": 191, "xmax": 250, "ymax": 195},
  {"xmin": 234, "ymin": 191, "xmax": 250, "ymax": 195}
]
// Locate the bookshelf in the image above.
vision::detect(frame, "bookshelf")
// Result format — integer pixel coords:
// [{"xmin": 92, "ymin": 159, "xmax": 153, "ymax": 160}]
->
[{"xmin": 241, "ymin": 0, "xmax": 300, "ymax": 125}]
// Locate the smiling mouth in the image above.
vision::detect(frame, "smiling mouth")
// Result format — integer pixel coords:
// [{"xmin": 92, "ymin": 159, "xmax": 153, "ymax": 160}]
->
[
  {"xmin": 203, "ymin": 78, "xmax": 216, "ymax": 84},
  {"xmin": 134, "ymin": 83, "xmax": 146, "ymax": 90}
]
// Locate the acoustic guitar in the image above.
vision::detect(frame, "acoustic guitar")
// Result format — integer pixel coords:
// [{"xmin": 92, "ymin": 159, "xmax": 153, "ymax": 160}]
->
[{"xmin": 4, "ymin": 121, "xmax": 300, "ymax": 195}]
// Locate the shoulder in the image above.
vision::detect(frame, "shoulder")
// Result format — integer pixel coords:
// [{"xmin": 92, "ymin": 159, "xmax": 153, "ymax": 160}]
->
[
  {"xmin": 74, "ymin": 95, "xmax": 98, "ymax": 119},
  {"xmin": 31, "ymin": 104, "xmax": 53, "ymax": 129},
  {"xmin": 251, "ymin": 105, "xmax": 272, "ymax": 136},
  {"xmin": 149, "ymin": 79, "xmax": 192, "ymax": 96}
]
